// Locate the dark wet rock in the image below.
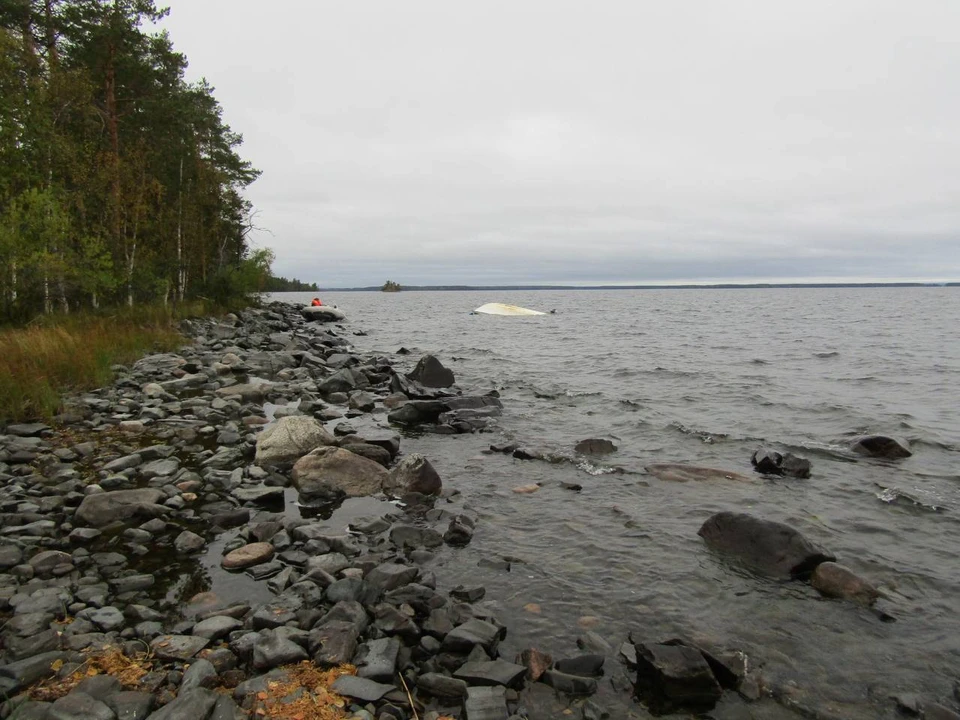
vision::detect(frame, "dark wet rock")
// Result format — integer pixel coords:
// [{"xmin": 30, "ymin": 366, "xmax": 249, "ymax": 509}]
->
[
  {"xmin": 407, "ymin": 354, "xmax": 455, "ymax": 388},
  {"xmin": 575, "ymin": 438, "xmax": 617, "ymax": 455},
  {"xmin": 634, "ymin": 641, "xmax": 723, "ymax": 714},
  {"xmin": 554, "ymin": 654, "xmax": 605, "ymax": 677},
  {"xmin": 811, "ymin": 562, "xmax": 879, "ymax": 606},
  {"xmin": 661, "ymin": 639, "xmax": 746, "ymax": 690},
  {"xmin": 356, "ymin": 636, "xmax": 400, "ymax": 682},
  {"xmin": 698, "ymin": 511, "xmax": 835, "ymax": 580},
  {"xmin": 291, "ymin": 446, "xmax": 387, "ymax": 500},
  {"xmin": 231, "ymin": 485, "xmax": 284, "ymax": 505},
  {"xmin": 386, "ymin": 400, "xmax": 445, "ymax": 425},
  {"xmin": 366, "ymin": 563, "xmax": 419, "ymax": 592},
  {"xmin": 417, "ymin": 672, "xmax": 469, "ymax": 699},
  {"xmin": 193, "ymin": 615, "xmax": 243, "ymax": 641},
  {"xmin": 148, "ymin": 687, "xmax": 218, "ymax": 720},
  {"xmin": 48, "ymin": 692, "xmax": 115, "ymax": 720},
  {"xmin": 444, "ymin": 515, "xmax": 475, "ymax": 547},
  {"xmin": 254, "ymin": 415, "xmax": 336, "ymax": 468},
  {"xmin": 79, "ymin": 606, "xmax": 125, "ymax": 632},
  {"xmin": 646, "ymin": 463, "xmax": 754, "ymax": 483},
  {"xmin": 109, "ymin": 574, "xmax": 155, "ymax": 593},
  {"xmin": 75, "ymin": 674, "xmax": 122, "ymax": 702},
  {"xmin": 464, "ymin": 685, "xmax": 509, "ymax": 720},
  {"xmin": 180, "ymin": 658, "xmax": 218, "ymax": 692},
  {"xmin": 316, "ymin": 600, "xmax": 370, "ymax": 633},
  {"xmin": 0, "ymin": 543, "xmax": 23, "ymax": 569},
  {"xmin": 221, "ymin": 542, "xmax": 274, "ymax": 570},
  {"xmin": 339, "ymin": 442, "xmax": 391, "ymax": 467},
  {"xmin": 330, "ymin": 674, "xmax": 395, "ymax": 702},
  {"xmin": 5, "ymin": 423, "xmax": 50, "ymax": 437},
  {"xmin": 175, "ymin": 530, "xmax": 206, "ymax": 554},
  {"xmin": 455, "ymin": 659, "xmax": 527, "ymax": 688},
  {"xmin": 252, "ymin": 628, "xmax": 309, "ymax": 670},
  {"xmin": 373, "ymin": 604, "xmax": 420, "ymax": 641},
  {"xmin": 442, "ymin": 618, "xmax": 503, "ymax": 654},
  {"xmin": 310, "ymin": 620, "xmax": 360, "ymax": 666},
  {"xmin": 209, "ymin": 695, "xmax": 244, "ymax": 720},
  {"xmin": 450, "ymin": 585, "xmax": 486, "ymax": 603},
  {"xmin": 893, "ymin": 693, "xmax": 923, "ymax": 715},
  {"xmin": 851, "ymin": 435, "xmax": 912, "ymax": 459},
  {"xmin": 28, "ymin": 550, "xmax": 72, "ymax": 577},
  {"xmin": 74, "ymin": 489, "xmax": 167, "ymax": 527},
  {"xmin": 751, "ymin": 448, "xmax": 812, "ymax": 478},
  {"xmin": 384, "ymin": 453, "xmax": 443, "ymax": 497},
  {"xmin": 106, "ymin": 690, "xmax": 154, "ymax": 720},
  {"xmin": 0, "ymin": 650, "xmax": 68, "ymax": 693},
  {"xmin": 541, "ymin": 669, "xmax": 599, "ymax": 695},
  {"xmin": 150, "ymin": 634, "xmax": 209, "ymax": 661}
]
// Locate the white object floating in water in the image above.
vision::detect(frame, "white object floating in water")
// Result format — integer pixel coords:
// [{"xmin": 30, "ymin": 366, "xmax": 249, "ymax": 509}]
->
[{"xmin": 474, "ymin": 302, "xmax": 547, "ymax": 316}]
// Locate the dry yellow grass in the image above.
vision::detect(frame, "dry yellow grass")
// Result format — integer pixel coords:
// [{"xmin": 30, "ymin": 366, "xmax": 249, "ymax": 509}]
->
[{"xmin": 0, "ymin": 304, "xmax": 195, "ymax": 423}]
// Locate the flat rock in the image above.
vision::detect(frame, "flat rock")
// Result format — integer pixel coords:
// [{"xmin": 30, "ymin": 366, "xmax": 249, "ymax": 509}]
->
[
  {"xmin": 74, "ymin": 489, "xmax": 167, "ymax": 528},
  {"xmin": 255, "ymin": 415, "xmax": 336, "ymax": 467},
  {"xmin": 106, "ymin": 691, "xmax": 154, "ymax": 720},
  {"xmin": 148, "ymin": 687, "xmax": 218, "ymax": 720},
  {"xmin": 464, "ymin": 685, "xmax": 509, "ymax": 720},
  {"xmin": 575, "ymin": 438, "xmax": 617, "ymax": 455},
  {"xmin": 634, "ymin": 642, "xmax": 722, "ymax": 714},
  {"xmin": 850, "ymin": 435, "xmax": 912, "ymax": 459},
  {"xmin": 454, "ymin": 659, "xmax": 527, "ymax": 688},
  {"xmin": 48, "ymin": 692, "xmax": 115, "ymax": 720},
  {"xmin": 175, "ymin": 530, "xmax": 206, "ymax": 554},
  {"xmin": 646, "ymin": 463, "xmax": 753, "ymax": 483},
  {"xmin": 417, "ymin": 672, "xmax": 469, "ymax": 698},
  {"xmin": 192, "ymin": 615, "xmax": 243, "ymax": 641},
  {"xmin": 150, "ymin": 634, "xmax": 209, "ymax": 661},
  {"xmin": 330, "ymin": 674, "xmax": 395, "ymax": 702},
  {"xmin": 222, "ymin": 542, "xmax": 274, "ymax": 570}
]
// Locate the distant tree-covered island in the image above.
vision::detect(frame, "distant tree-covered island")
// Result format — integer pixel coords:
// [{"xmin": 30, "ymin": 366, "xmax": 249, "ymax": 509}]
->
[
  {"xmin": 381, "ymin": 280, "xmax": 402, "ymax": 292},
  {"xmin": 264, "ymin": 275, "xmax": 319, "ymax": 292}
]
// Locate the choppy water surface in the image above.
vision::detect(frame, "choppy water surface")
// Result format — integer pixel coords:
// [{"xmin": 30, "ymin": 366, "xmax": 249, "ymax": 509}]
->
[{"xmin": 277, "ymin": 288, "xmax": 960, "ymax": 717}]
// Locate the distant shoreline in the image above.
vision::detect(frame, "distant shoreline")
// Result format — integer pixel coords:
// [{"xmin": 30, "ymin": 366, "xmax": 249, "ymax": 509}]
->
[{"xmin": 306, "ymin": 282, "xmax": 959, "ymax": 292}]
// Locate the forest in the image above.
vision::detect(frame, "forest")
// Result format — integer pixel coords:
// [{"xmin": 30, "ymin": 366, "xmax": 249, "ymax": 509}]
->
[{"xmin": 0, "ymin": 0, "xmax": 265, "ymax": 322}]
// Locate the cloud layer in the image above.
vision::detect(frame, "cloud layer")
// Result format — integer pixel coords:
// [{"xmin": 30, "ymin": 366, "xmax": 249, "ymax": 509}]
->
[{"xmin": 162, "ymin": 1, "xmax": 960, "ymax": 285}]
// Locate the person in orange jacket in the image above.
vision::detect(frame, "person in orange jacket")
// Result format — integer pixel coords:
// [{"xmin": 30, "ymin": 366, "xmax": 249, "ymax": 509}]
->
[{"xmin": 311, "ymin": 297, "xmax": 322, "ymax": 306}]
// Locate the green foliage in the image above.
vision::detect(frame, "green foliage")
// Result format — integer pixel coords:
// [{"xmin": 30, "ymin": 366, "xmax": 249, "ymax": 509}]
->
[
  {"xmin": 0, "ymin": 2, "xmax": 263, "ymax": 321},
  {"xmin": 263, "ymin": 275, "xmax": 319, "ymax": 292},
  {"xmin": 381, "ymin": 280, "xmax": 402, "ymax": 292}
]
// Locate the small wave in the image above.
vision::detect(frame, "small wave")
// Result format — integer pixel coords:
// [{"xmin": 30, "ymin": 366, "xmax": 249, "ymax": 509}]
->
[
  {"xmin": 750, "ymin": 358, "xmax": 770, "ymax": 365},
  {"xmin": 668, "ymin": 421, "xmax": 730, "ymax": 444},
  {"xmin": 875, "ymin": 484, "xmax": 946, "ymax": 512},
  {"xmin": 814, "ymin": 351, "xmax": 839, "ymax": 358},
  {"xmin": 576, "ymin": 459, "xmax": 620, "ymax": 476}
]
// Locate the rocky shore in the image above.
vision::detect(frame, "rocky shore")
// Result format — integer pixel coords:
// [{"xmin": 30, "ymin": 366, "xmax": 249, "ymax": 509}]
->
[{"xmin": 1, "ymin": 302, "xmax": 957, "ymax": 720}]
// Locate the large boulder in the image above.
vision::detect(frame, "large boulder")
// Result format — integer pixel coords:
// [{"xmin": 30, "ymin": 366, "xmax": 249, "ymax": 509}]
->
[
  {"xmin": 291, "ymin": 447, "xmax": 387, "ymax": 501},
  {"xmin": 255, "ymin": 416, "xmax": 336, "ymax": 468},
  {"xmin": 698, "ymin": 511, "xmax": 835, "ymax": 580},
  {"xmin": 850, "ymin": 435, "xmax": 912, "ymax": 459},
  {"xmin": 646, "ymin": 464, "xmax": 754, "ymax": 483},
  {"xmin": 383, "ymin": 454, "xmax": 442, "ymax": 497},
  {"xmin": 407, "ymin": 355, "xmax": 455, "ymax": 388},
  {"xmin": 750, "ymin": 448, "xmax": 812, "ymax": 478},
  {"xmin": 634, "ymin": 642, "xmax": 723, "ymax": 714},
  {"xmin": 74, "ymin": 489, "xmax": 167, "ymax": 528}
]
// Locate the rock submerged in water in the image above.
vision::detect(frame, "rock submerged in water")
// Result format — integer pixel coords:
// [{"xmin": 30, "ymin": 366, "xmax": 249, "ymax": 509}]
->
[
  {"xmin": 751, "ymin": 448, "xmax": 812, "ymax": 478},
  {"xmin": 698, "ymin": 511, "xmax": 835, "ymax": 580},
  {"xmin": 646, "ymin": 464, "xmax": 754, "ymax": 483},
  {"xmin": 633, "ymin": 641, "xmax": 723, "ymax": 714},
  {"xmin": 575, "ymin": 438, "xmax": 617, "ymax": 456},
  {"xmin": 811, "ymin": 562, "xmax": 879, "ymax": 606},
  {"xmin": 850, "ymin": 435, "xmax": 912, "ymax": 459},
  {"xmin": 383, "ymin": 453, "xmax": 442, "ymax": 497},
  {"xmin": 74, "ymin": 488, "xmax": 168, "ymax": 528}
]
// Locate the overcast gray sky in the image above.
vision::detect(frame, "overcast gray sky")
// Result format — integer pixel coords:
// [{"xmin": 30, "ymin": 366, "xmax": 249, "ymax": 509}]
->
[{"xmin": 161, "ymin": 1, "xmax": 960, "ymax": 287}]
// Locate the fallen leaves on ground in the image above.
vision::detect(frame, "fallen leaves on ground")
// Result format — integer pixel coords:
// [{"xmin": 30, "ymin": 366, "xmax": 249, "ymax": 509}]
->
[
  {"xmin": 248, "ymin": 662, "xmax": 356, "ymax": 720},
  {"xmin": 29, "ymin": 646, "xmax": 153, "ymax": 702}
]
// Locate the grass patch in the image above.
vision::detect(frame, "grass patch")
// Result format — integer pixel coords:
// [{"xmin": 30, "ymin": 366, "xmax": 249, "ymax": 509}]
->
[{"xmin": 0, "ymin": 302, "xmax": 226, "ymax": 424}]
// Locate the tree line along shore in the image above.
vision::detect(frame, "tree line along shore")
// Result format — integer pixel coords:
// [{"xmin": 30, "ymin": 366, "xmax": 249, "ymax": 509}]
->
[{"xmin": 0, "ymin": 1, "xmax": 265, "ymax": 322}]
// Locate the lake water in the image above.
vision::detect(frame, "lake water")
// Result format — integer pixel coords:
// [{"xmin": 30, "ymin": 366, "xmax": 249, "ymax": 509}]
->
[{"xmin": 273, "ymin": 287, "xmax": 960, "ymax": 718}]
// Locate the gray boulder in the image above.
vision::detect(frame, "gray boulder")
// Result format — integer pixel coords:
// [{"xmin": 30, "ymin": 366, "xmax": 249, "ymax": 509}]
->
[
  {"xmin": 74, "ymin": 489, "xmax": 167, "ymax": 528},
  {"xmin": 698, "ymin": 511, "xmax": 834, "ymax": 580},
  {"xmin": 291, "ymin": 447, "xmax": 387, "ymax": 501},
  {"xmin": 383, "ymin": 453, "xmax": 442, "ymax": 497},
  {"xmin": 254, "ymin": 415, "xmax": 336, "ymax": 468},
  {"xmin": 406, "ymin": 354, "xmax": 455, "ymax": 388}
]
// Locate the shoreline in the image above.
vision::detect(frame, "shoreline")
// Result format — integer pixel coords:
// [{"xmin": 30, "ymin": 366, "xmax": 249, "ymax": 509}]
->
[
  {"xmin": 1, "ymin": 301, "xmax": 948, "ymax": 719},
  {"xmin": 0, "ymin": 302, "xmax": 616, "ymax": 719}
]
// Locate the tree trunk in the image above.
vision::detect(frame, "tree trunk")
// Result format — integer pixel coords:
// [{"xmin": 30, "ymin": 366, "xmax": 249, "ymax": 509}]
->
[{"xmin": 176, "ymin": 155, "xmax": 184, "ymax": 301}]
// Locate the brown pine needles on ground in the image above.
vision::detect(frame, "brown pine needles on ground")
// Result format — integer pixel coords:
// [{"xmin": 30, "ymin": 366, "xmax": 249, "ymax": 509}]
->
[
  {"xmin": 28, "ymin": 646, "xmax": 153, "ymax": 702},
  {"xmin": 248, "ymin": 662, "xmax": 355, "ymax": 720}
]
